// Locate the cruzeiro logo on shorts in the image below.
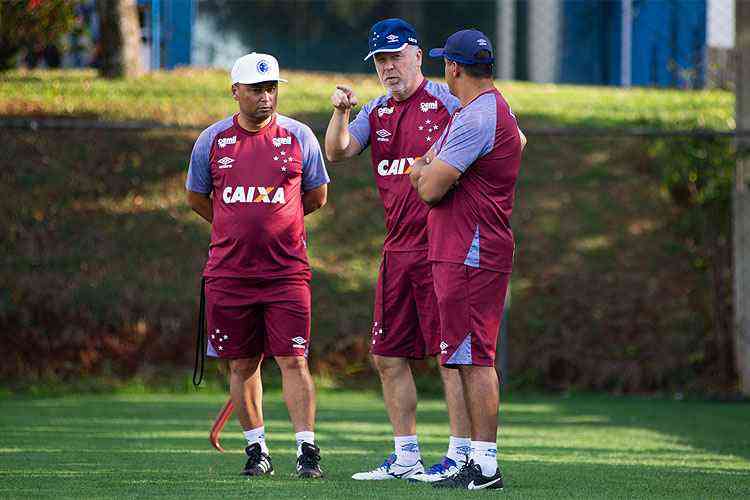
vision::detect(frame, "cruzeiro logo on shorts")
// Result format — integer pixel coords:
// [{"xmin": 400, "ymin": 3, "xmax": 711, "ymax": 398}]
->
[
  {"xmin": 272, "ymin": 136, "xmax": 292, "ymax": 147},
  {"xmin": 222, "ymin": 185, "xmax": 286, "ymax": 204},
  {"xmin": 218, "ymin": 135, "xmax": 237, "ymax": 148},
  {"xmin": 291, "ymin": 336, "xmax": 307, "ymax": 350},
  {"xmin": 377, "ymin": 157, "xmax": 417, "ymax": 176},
  {"xmin": 256, "ymin": 59, "xmax": 271, "ymax": 74}
]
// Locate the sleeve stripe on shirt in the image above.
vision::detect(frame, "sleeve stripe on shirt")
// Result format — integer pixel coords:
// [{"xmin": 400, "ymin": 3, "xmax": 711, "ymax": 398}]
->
[{"xmin": 186, "ymin": 116, "xmax": 234, "ymax": 194}]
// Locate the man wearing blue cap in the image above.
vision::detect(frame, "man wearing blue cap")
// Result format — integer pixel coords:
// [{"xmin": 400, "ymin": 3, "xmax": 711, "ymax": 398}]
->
[
  {"xmin": 409, "ymin": 29, "xmax": 526, "ymax": 490},
  {"xmin": 325, "ymin": 19, "xmax": 472, "ymax": 482}
]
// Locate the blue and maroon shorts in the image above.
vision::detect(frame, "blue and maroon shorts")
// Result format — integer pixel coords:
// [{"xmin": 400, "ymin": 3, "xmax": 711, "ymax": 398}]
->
[
  {"xmin": 431, "ymin": 262, "xmax": 510, "ymax": 367},
  {"xmin": 204, "ymin": 276, "xmax": 311, "ymax": 359},
  {"xmin": 370, "ymin": 250, "xmax": 441, "ymax": 359}
]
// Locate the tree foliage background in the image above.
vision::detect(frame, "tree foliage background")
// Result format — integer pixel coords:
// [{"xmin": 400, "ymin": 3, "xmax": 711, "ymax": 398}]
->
[{"xmin": 0, "ymin": 0, "xmax": 77, "ymax": 71}]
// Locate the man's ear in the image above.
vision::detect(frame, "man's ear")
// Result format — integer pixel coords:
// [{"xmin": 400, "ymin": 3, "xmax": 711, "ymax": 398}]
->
[
  {"xmin": 231, "ymin": 84, "xmax": 239, "ymax": 101},
  {"xmin": 451, "ymin": 62, "xmax": 461, "ymax": 80}
]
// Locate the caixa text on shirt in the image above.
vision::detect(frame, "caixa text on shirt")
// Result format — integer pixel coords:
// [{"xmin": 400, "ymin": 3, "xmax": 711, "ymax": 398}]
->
[
  {"xmin": 377, "ymin": 157, "xmax": 416, "ymax": 176},
  {"xmin": 222, "ymin": 185, "xmax": 286, "ymax": 204}
]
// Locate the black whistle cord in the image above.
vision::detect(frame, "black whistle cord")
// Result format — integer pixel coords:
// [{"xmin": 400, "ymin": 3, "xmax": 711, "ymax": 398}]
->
[
  {"xmin": 381, "ymin": 252, "xmax": 387, "ymax": 340},
  {"xmin": 193, "ymin": 277, "xmax": 206, "ymax": 387}
]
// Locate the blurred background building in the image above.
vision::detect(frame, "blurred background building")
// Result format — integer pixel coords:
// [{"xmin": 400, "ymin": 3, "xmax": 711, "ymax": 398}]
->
[{"xmin": 51, "ymin": 0, "xmax": 736, "ymax": 89}]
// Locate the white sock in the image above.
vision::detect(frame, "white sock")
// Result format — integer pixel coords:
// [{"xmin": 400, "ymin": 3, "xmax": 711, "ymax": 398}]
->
[
  {"xmin": 295, "ymin": 431, "xmax": 315, "ymax": 457},
  {"xmin": 394, "ymin": 434, "xmax": 421, "ymax": 465},
  {"xmin": 470, "ymin": 440, "xmax": 498, "ymax": 476},
  {"xmin": 243, "ymin": 426, "xmax": 269, "ymax": 454},
  {"xmin": 446, "ymin": 436, "xmax": 472, "ymax": 464}
]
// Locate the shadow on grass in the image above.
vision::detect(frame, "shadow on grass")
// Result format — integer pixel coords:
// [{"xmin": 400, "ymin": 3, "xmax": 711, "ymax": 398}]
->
[{"xmin": 1, "ymin": 392, "xmax": 748, "ymax": 498}]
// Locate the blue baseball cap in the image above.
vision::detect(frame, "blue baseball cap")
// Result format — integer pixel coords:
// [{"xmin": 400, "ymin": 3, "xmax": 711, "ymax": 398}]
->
[
  {"xmin": 364, "ymin": 18, "xmax": 419, "ymax": 61},
  {"xmin": 429, "ymin": 29, "xmax": 494, "ymax": 65}
]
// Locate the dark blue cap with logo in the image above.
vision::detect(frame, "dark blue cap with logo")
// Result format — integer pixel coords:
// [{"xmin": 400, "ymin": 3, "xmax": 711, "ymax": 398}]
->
[
  {"xmin": 364, "ymin": 18, "xmax": 420, "ymax": 61},
  {"xmin": 429, "ymin": 29, "xmax": 494, "ymax": 65}
]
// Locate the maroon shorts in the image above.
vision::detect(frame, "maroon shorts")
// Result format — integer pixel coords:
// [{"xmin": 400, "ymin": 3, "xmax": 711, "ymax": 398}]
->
[
  {"xmin": 204, "ymin": 276, "xmax": 311, "ymax": 359},
  {"xmin": 371, "ymin": 250, "xmax": 441, "ymax": 359},
  {"xmin": 432, "ymin": 262, "xmax": 510, "ymax": 367}
]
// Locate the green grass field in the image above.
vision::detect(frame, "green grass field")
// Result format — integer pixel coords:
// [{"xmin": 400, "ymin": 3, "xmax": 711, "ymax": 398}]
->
[
  {"xmin": 0, "ymin": 68, "xmax": 734, "ymax": 130},
  {"xmin": 1, "ymin": 389, "xmax": 749, "ymax": 498}
]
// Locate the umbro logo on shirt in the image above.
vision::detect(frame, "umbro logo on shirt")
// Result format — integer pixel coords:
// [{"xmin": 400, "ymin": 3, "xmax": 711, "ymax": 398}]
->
[
  {"xmin": 440, "ymin": 341, "xmax": 449, "ymax": 353},
  {"xmin": 376, "ymin": 129, "xmax": 392, "ymax": 142},
  {"xmin": 420, "ymin": 101, "xmax": 438, "ymax": 112},
  {"xmin": 272, "ymin": 136, "xmax": 292, "ymax": 147},
  {"xmin": 217, "ymin": 136, "xmax": 237, "ymax": 148},
  {"xmin": 377, "ymin": 106, "xmax": 394, "ymax": 117},
  {"xmin": 217, "ymin": 156, "xmax": 234, "ymax": 169}
]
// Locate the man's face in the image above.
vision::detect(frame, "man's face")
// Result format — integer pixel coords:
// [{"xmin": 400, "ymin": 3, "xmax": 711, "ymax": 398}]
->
[
  {"xmin": 233, "ymin": 81, "xmax": 278, "ymax": 122},
  {"xmin": 373, "ymin": 46, "xmax": 422, "ymax": 95}
]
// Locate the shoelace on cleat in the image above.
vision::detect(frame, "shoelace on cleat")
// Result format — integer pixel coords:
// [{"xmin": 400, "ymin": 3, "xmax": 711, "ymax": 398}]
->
[
  {"xmin": 376, "ymin": 453, "xmax": 397, "ymax": 472},
  {"xmin": 446, "ymin": 459, "xmax": 476, "ymax": 485},
  {"xmin": 245, "ymin": 444, "xmax": 267, "ymax": 470},
  {"xmin": 297, "ymin": 446, "xmax": 321, "ymax": 469},
  {"xmin": 245, "ymin": 445, "xmax": 261, "ymax": 462}
]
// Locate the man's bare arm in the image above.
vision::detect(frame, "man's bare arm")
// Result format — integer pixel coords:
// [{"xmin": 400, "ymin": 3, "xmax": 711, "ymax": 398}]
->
[
  {"xmin": 302, "ymin": 184, "xmax": 327, "ymax": 215},
  {"xmin": 413, "ymin": 158, "xmax": 461, "ymax": 206},
  {"xmin": 187, "ymin": 190, "xmax": 212, "ymax": 222},
  {"xmin": 325, "ymin": 85, "xmax": 363, "ymax": 162}
]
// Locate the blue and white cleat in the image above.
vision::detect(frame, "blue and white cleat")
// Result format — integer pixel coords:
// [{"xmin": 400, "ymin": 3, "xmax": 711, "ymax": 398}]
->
[
  {"xmin": 409, "ymin": 456, "xmax": 461, "ymax": 483},
  {"xmin": 351, "ymin": 453, "xmax": 424, "ymax": 480}
]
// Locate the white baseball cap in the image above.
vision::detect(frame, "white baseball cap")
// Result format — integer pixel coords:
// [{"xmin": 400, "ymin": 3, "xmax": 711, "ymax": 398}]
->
[{"xmin": 231, "ymin": 53, "xmax": 288, "ymax": 85}]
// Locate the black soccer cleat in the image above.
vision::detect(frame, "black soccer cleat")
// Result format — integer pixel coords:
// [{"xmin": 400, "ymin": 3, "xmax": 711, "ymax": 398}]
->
[
  {"xmin": 241, "ymin": 443, "xmax": 274, "ymax": 476},
  {"xmin": 432, "ymin": 459, "xmax": 473, "ymax": 489},
  {"xmin": 432, "ymin": 459, "xmax": 504, "ymax": 490},
  {"xmin": 466, "ymin": 463, "xmax": 504, "ymax": 490},
  {"xmin": 296, "ymin": 442, "xmax": 324, "ymax": 479}
]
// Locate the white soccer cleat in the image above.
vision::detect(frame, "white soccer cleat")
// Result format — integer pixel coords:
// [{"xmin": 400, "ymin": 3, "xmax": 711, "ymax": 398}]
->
[
  {"xmin": 351, "ymin": 453, "xmax": 424, "ymax": 480},
  {"xmin": 409, "ymin": 456, "xmax": 462, "ymax": 483}
]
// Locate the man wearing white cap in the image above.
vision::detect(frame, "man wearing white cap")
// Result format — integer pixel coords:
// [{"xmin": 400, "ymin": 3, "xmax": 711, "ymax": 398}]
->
[
  {"xmin": 186, "ymin": 52, "xmax": 329, "ymax": 479},
  {"xmin": 325, "ymin": 19, "xmax": 473, "ymax": 483}
]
